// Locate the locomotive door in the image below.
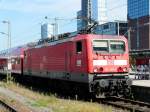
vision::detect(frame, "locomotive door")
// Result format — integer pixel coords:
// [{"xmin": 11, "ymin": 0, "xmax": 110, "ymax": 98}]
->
[
  {"xmin": 73, "ymin": 40, "xmax": 85, "ymax": 72},
  {"xmin": 65, "ymin": 42, "xmax": 72, "ymax": 73},
  {"xmin": 27, "ymin": 51, "xmax": 32, "ymax": 75}
]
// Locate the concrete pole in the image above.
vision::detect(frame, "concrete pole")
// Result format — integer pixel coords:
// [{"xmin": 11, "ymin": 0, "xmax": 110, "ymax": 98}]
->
[
  {"xmin": 54, "ymin": 18, "xmax": 59, "ymax": 40},
  {"xmin": 128, "ymin": 27, "xmax": 131, "ymax": 50},
  {"xmin": 2, "ymin": 21, "xmax": 11, "ymax": 83},
  {"xmin": 137, "ymin": 18, "xmax": 139, "ymax": 49},
  {"xmin": 118, "ymin": 21, "xmax": 120, "ymax": 36}
]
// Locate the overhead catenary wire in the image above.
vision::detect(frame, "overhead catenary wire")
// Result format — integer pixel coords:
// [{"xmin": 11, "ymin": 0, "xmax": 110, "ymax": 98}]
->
[{"xmin": 107, "ymin": 3, "xmax": 127, "ymax": 12}]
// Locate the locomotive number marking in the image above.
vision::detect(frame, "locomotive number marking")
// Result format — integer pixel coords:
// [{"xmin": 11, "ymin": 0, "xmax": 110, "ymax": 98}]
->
[
  {"xmin": 76, "ymin": 60, "xmax": 81, "ymax": 66},
  {"xmin": 107, "ymin": 60, "xmax": 114, "ymax": 65}
]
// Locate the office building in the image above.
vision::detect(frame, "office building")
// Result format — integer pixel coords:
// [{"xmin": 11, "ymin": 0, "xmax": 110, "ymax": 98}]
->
[
  {"xmin": 77, "ymin": 0, "xmax": 107, "ymax": 31},
  {"xmin": 77, "ymin": 10, "xmax": 83, "ymax": 31},
  {"xmin": 97, "ymin": 0, "xmax": 107, "ymax": 24},
  {"xmin": 94, "ymin": 21, "xmax": 127, "ymax": 35},
  {"xmin": 80, "ymin": 0, "xmax": 98, "ymax": 30},
  {"xmin": 128, "ymin": 0, "xmax": 150, "ymax": 50},
  {"xmin": 41, "ymin": 23, "xmax": 53, "ymax": 39},
  {"xmin": 81, "ymin": 0, "xmax": 98, "ymax": 21}
]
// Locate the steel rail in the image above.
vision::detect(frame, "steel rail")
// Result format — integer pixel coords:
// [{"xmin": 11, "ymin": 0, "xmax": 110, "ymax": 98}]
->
[
  {"xmin": 0, "ymin": 100, "xmax": 17, "ymax": 112},
  {"xmin": 101, "ymin": 97, "xmax": 150, "ymax": 112}
]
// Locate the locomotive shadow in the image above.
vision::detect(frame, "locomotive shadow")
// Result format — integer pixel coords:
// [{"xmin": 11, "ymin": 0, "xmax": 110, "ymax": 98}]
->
[{"xmin": 0, "ymin": 74, "xmax": 93, "ymax": 101}]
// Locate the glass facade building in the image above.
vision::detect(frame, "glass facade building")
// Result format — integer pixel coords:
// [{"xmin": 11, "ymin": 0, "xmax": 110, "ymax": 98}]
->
[
  {"xmin": 81, "ymin": 0, "xmax": 98, "ymax": 30},
  {"xmin": 128, "ymin": 0, "xmax": 150, "ymax": 50},
  {"xmin": 77, "ymin": 10, "xmax": 83, "ymax": 31},
  {"xmin": 81, "ymin": 0, "xmax": 98, "ymax": 21},
  {"xmin": 128, "ymin": 0, "xmax": 150, "ymax": 19},
  {"xmin": 77, "ymin": 0, "xmax": 107, "ymax": 31}
]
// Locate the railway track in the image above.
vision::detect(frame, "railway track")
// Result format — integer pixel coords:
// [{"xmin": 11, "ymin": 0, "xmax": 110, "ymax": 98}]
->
[
  {"xmin": 101, "ymin": 97, "xmax": 150, "ymax": 112},
  {"xmin": 0, "ymin": 100, "xmax": 17, "ymax": 112}
]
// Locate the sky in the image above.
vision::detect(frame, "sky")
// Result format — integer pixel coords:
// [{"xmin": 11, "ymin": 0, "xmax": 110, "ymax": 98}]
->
[{"xmin": 0, "ymin": 0, "xmax": 127, "ymax": 51}]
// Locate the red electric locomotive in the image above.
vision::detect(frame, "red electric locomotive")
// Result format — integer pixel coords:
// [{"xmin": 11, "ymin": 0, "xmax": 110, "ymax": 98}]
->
[{"xmin": 22, "ymin": 34, "xmax": 132, "ymax": 97}]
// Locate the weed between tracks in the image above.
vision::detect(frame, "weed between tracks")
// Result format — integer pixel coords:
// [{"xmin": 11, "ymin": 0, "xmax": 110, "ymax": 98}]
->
[
  {"xmin": 0, "ymin": 81, "xmax": 114, "ymax": 112},
  {"xmin": 0, "ymin": 107, "xmax": 9, "ymax": 112}
]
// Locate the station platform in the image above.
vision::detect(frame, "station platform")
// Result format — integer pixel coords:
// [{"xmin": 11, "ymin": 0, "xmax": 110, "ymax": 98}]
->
[
  {"xmin": 132, "ymin": 80, "xmax": 150, "ymax": 87},
  {"xmin": 132, "ymin": 80, "xmax": 150, "ymax": 103},
  {"xmin": 129, "ymin": 71, "xmax": 150, "ymax": 87},
  {"xmin": 129, "ymin": 71, "xmax": 150, "ymax": 79}
]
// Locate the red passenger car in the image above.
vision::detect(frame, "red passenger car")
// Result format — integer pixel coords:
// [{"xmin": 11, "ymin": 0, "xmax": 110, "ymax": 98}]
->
[
  {"xmin": 10, "ymin": 46, "xmax": 26, "ymax": 74},
  {"xmin": 0, "ymin": 59, "xmax": 7, "ymax": 71},
  {"xmin": 0, "ymin": 46, "xmax": 26, "ymax": 74},
  {"xmin": 23, "ymin": 34, "xmax": 132, "ymax": 97}
]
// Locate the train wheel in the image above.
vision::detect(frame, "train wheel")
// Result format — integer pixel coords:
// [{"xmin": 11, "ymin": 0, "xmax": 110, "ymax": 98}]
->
[
  {"xmin": 117, "ymin": 92, "xmax": 124, "ymax": 98},
  {"xmin": 124, "ymin": 88, "xmax": 134, "ymax": 99}
]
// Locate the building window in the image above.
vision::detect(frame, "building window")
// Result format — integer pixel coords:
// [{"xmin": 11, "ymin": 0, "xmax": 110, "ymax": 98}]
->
[
  {"xmin": 128, "ymin": 0, "xmax": 149, "ymax": 19},
  {"xmin": 103, "ymin": 24, "xmax": 109, "ymax": 29}
]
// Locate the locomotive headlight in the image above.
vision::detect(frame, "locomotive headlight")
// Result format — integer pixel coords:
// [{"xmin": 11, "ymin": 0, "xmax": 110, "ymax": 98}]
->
[
  {"xmin": 123, "ymin": 67, "xmax": 127, "ymax": 72},
  {"xmin": 94, "ymin": 68, "xmax": 98, "ymax": 72}
]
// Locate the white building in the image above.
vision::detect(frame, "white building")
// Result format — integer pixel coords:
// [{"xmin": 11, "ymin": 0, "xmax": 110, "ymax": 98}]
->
[
  {"xmin": 41, "ymin": 23, "xmax": 53, "ymax": 39},
  {"xmin": 98, "ymin": 0, "xmax": 107, "ymax": 24}
]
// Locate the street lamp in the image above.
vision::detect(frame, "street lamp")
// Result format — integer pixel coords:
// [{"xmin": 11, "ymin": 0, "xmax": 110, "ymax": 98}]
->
[
  {"xmin": 0, "ymin": 31, "xmax": 8, "ymax": 53},
  {"xmin": 2, "ymin": 21, "xmax": 11, "ymax": 51},
  {"xmin": 1, "ymin": 20, "xmax": 11, "ymax": 83}
]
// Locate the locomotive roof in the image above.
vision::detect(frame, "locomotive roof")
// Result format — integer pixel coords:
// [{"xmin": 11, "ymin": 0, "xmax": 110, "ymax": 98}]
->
[
  {"xmin": 0, "ymin": 45, "xmax": 28, "ymax": 59},
  {"xmin": 76, "ymin": 34, "xmax": 127, "ymax": 40},
  {"xmin": 33, "ymin": 34, "xmax": 127, "ymax": 49},
  {"xmin": 0, "ymin": 34, "xmax": 127, "ymax": 58}
]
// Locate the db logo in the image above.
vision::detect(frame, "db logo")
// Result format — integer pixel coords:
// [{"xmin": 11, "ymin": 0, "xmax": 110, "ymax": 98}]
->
[{"xmin": 107, "ymin": 60, "xmax": 114, "ymax": 65}]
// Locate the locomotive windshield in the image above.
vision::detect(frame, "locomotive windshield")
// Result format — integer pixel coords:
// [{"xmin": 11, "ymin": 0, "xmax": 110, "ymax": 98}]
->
[
  {"xmin": 93, "ymin": 40, "xmax": 125, "ymax": 54},
  {"xmin": 93, "ymin": 40, "xmax": 108, "ymax": 52},
  {"xmin": 110, "ymin": 41, "xmax": 125, "ymax": 53}
]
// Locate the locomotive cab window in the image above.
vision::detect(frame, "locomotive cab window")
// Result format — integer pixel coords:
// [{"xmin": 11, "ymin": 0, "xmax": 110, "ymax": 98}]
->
[
  {"xmin": 93, "ymin": 40, "xmax": 108, "ymax": 52},
  {"xmin": 110, "ymin": 41, "xmax": 125, "ymax": 54},
  {"xmin": 76, "ymin": 41, "xmax": 82, "ymax": 54}
]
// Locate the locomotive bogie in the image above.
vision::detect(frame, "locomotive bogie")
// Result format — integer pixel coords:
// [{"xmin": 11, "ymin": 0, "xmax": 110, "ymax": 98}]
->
[{"xmin": 91, "ymin": 75, "xmax": 132, "ymax": 98}]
